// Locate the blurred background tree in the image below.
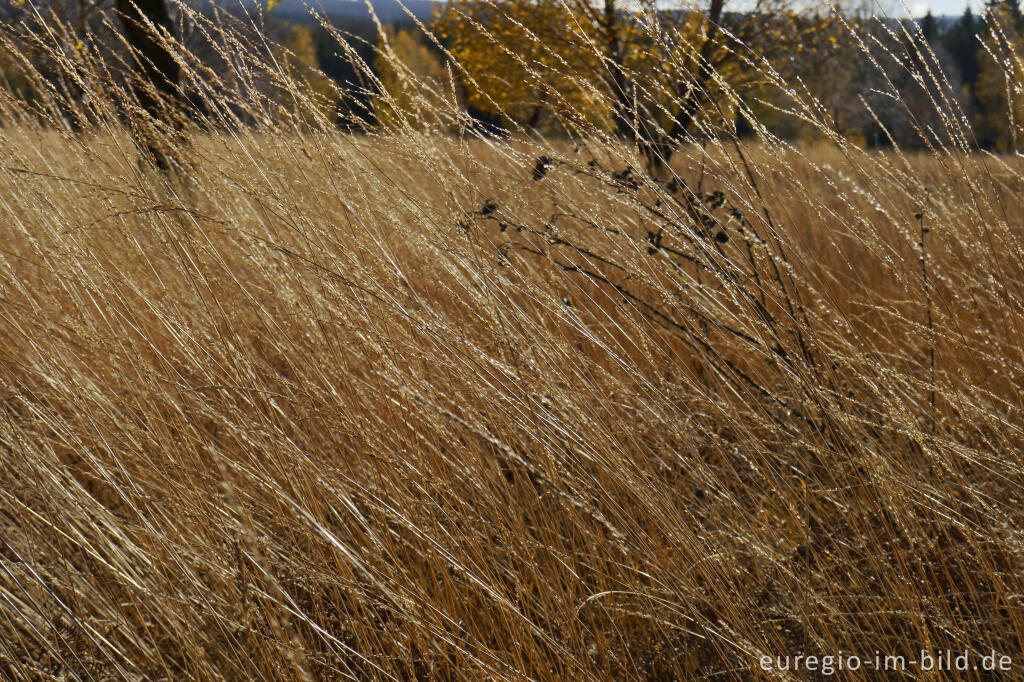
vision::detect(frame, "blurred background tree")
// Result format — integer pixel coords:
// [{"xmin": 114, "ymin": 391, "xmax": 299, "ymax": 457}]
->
[
  {"xmin": 2, "ymin": 0, "xmax": 1024, "ymax": 156},
  {"xmin": 275, "ymin": 23, "xmax": 337, "ymax": 125},
  {"xmin": 433, "ymin": 0, "xmax": 605, "ymax": 133},
  {"xmin": 974, "ymin": 1, "xmax": 1024, "ymax": 149},
  {"xmin": 373, "ymin": 26, "xmax": 458, "ymax": 129},
  {"xmin": 434, "ymin": 0, "xmax": 835, "ymax": 170},
  {"xmin": 113, "ymin": 0, "xmax": 183, "ymax": 167}
]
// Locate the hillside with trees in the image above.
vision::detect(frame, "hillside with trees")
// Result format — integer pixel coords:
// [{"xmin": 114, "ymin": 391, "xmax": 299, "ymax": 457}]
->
[{"xmin": 3, "ymin": 0, "xmax": 1024, "ymax": 152}]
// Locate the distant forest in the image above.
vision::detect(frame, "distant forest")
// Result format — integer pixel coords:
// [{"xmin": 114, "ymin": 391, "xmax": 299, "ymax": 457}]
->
[{"xmin": 2, "ymin": 0, "xmax": 1024, "ymax": 150}]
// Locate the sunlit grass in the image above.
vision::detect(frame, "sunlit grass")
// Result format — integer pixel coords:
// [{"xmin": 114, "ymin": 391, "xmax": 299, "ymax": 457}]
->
[{"xmin": 1, "ymin": 5, "xmax": 1023, "ymax": 679}]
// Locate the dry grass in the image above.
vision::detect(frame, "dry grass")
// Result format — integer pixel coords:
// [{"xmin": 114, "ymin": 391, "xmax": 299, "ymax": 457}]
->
[{"xmin": 1, "ymin": 6, "xmax": 1024, "ymax": 680}]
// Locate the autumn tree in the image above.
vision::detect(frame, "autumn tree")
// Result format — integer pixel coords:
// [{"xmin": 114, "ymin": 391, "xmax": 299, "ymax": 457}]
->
[
  {"xmin": 433, "ymin": 0, "xmax": 605, "ymax": 132},
  {"xmin": 373, "ymin": 26, "xmax": 459, "ymax": 130},
  {"xmin": 435, "ymin": 0, "xmax": 827, "ymax": 171},
  {"xmin": 974, "ymin": 3, "xmax": 1024, "ymax": 149},
  {"xmin": 740, "ymin": 11, "xmax": 860, "ymax": 143},
  {"xmin": 273, "ymin": 23, "xmax": 336, "ymax": 126}
]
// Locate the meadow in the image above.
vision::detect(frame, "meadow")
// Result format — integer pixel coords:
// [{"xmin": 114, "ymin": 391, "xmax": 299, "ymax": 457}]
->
[
  {"xmin": 1, "ymin": 7, "xmax": 1024, "ymax": 677},
  {"xmin": 0, "ymin": 122, "xmax": 1022, "ymax": 678}
]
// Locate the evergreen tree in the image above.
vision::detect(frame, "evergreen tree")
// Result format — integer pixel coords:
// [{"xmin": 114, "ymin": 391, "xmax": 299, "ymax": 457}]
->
[
  {"xmin": 942, "ymin": 6, "xmax": 981, "ymax": 87},
  {"xmin": 920, "ymin": 9, "xmax": 938, "ymax": 43}
]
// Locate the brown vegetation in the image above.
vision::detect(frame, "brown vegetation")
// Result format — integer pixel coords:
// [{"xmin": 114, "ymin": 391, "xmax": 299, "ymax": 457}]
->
[{"xmin": 1, "ymin": 3, "xmax": 1023, "ymax": 679}]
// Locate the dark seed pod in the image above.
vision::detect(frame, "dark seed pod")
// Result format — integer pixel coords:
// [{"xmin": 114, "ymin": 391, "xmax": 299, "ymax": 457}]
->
[
  {"xmin": 703, "ymin": 191, "xmax": 725, "ymax": 209},
  {"xmin": 532, "ymin": 156, "xmax": 553, "ymax": 181},
  {"xmin": 647, "ymin": 230, "xmax": 662, "ymax": 254},
  {"xmin": 715, "ymin": 231, "xmax": 729, "ymax": 243},
  {"xmin": 611, "ymin": 167, "xmax": 638, "ymax": 190},
  {"xmin": 480, "ymin": 200, "xmax": 498, "ymax": 216}
]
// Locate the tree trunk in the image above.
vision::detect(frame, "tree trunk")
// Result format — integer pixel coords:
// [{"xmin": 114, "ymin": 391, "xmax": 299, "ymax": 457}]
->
[
  {"xmin": 116, "ymin": 0, "xmax": 181, "ymax": 168},
  {"xmin": 603, "ymin": 0, "xmax": 635, "ymax": 141},
  {"xmin": 601, "ymin": 0, "xmax": 726, "ymax": 177},
  {"xmin": 647, "ymin": 0, "xmax": 725, "ymax": 176}
]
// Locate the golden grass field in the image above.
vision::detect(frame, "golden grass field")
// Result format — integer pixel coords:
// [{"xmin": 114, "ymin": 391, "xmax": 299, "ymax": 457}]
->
[{"xmin": 0, "ymin": 118, "xmax": 1022, "ymax": 679}]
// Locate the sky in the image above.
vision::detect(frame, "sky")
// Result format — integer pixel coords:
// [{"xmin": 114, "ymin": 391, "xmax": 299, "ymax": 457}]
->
[
  {"xmin": 746, "ymin": 0, "xmax": 982, "ymax": 18},
  {"xmin": 903, "ymin": 0, "xmax": 978, "ymax": 16},
  {"xmin": 787, "ymin": 0, "xmax": 981, "ymax": 17}
]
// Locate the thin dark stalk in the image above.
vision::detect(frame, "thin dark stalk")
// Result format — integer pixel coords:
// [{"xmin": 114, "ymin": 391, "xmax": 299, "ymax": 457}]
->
[{"xmin": 919, "ymin": 210, "xmax": 936, "ymax": 434}]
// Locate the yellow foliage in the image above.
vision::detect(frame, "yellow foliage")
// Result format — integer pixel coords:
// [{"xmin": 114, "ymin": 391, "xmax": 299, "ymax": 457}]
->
[
  {"xmin": 974, "ymin": 9, "xmax": 1024, "ymax": 151},
  {"xmin": 432, "ymin": 0, "xmax": 824, "ymax": 137},
  {"xmin": 275, "ymin": 24, "xmax": 335, "ymax": 125},
  {"xmin": 432, "ymin": 0, "xmax": 609, "ymax": 129},
  {"xmin": 373, "ymin": 27, "xmax": 457, "ymax": 130}
]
